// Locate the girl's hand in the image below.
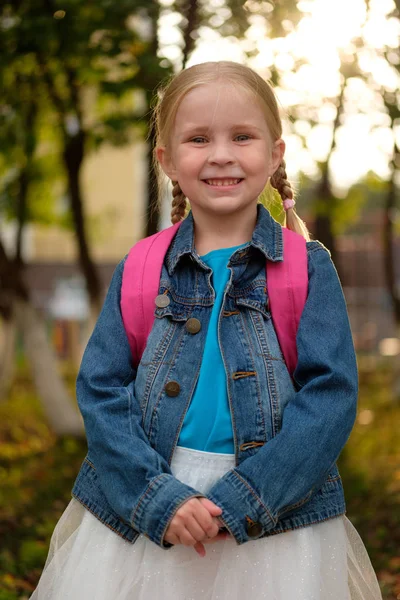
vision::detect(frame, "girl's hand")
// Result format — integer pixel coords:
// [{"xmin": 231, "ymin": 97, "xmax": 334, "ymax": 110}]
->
[
  {"xmin": 164, "ymin": 497, "xmax": 225, "ymax": 556},
  {"xmin": 193, "ymin": 529, "xmax": 230, "ymax": 557}
]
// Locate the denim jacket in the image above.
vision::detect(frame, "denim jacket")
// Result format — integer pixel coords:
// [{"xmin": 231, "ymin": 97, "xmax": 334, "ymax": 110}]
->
[{"xmin": 72, "ymin": 204, "xmax": 358, "ymax": 548}]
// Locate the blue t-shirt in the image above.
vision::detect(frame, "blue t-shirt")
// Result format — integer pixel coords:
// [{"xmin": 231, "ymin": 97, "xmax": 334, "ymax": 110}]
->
[{"xmin": 178, "ymin": 243, "xmax": 246, "ymax": 453}]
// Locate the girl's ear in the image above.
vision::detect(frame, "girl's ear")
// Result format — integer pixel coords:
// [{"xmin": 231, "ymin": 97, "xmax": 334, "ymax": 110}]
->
[
  {"xmin": 271, "ymin": 139, "xmax": 286, "ymax": 173},
  {"xmin": 156, "ymin": 146, "xmax": 177, "ymax": 180}
]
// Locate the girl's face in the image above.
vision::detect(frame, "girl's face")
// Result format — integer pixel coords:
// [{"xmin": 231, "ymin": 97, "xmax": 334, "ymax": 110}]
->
[{"xmin": 157, "ymin": 82, "xmax": 284, "ymax": 222}]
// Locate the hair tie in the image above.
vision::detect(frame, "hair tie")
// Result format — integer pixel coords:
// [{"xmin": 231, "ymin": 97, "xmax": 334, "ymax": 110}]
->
[{"xmin": 283, "ymin": 199, "xmax": 295, "ymax": 212}]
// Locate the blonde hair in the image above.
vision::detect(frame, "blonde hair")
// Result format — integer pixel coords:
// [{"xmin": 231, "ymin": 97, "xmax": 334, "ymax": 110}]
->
[{"xmin": 152, "ymin": 61, "xmax": 309, "ymax": 240}]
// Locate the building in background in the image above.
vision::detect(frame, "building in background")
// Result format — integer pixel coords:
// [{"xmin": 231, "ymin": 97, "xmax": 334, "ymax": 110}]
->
[{"xmin": 32, "ymin": 140, "xmax": 147, "ymax": 264}]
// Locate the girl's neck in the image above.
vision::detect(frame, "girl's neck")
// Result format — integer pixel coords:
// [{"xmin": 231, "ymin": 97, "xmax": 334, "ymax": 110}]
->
[{"xmin": 193, "ymin": 207, "xmax": 257, "ymax": 256}]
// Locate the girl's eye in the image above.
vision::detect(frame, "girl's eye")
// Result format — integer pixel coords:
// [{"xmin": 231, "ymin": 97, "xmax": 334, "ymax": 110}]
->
[
  {"xmin": 190, "ymin": 136, "xmax": 207, "ymax": 144},
  {"xmin": 235, "ymin": 134, "xmax": 251, "ymax": 142}
]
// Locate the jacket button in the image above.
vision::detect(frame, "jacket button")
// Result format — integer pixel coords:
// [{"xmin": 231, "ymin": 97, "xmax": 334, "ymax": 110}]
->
[
  {"xmin": 155, "ymin": 294, "xmax": 170, "ymax": 308},
  {"xmin": 186, "ymin": 318, "xmax": 201, "ymax": 334},
  {"xmin": 246, "ymin": 521, "xmax": 263, "ymax": 538},
  {"xmin": 165, "ymin": 381, "xmax": 180, "ymax": 397}
]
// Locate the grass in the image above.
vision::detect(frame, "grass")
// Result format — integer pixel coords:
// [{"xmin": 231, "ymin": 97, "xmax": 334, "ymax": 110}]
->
[{"xmin": 0, "ymin": 359, "xmax": 399, "ymax": 598}]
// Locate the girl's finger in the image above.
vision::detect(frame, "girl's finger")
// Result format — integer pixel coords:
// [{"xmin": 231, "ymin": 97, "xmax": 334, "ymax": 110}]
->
[
  {"xmin": 191, "ymin": 504, "xmax": 220, "ymax": 539},
  {"xmin": 179, "ymin": 529, "xmax": 199, "ymax": 548},
  {"xmin": 193, "ymin": 531, "xmax": 229, "ymax": 557},
  {"xmin": 198, "ymin": 497, "xmax": 222, "ymax": 517},
  {"xmin": 193, "ymin": 541, "xmax": 206, "ymax": 557},
  {"xmin": 185, "ymin": 515, "xmax": 210, "ymax": 542}
]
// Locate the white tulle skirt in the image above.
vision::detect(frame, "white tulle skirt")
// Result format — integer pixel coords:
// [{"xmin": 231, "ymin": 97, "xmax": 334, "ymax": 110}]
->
[{"xmin": 30, "ymin": 446, "xmax": 382, "ymax": 600}]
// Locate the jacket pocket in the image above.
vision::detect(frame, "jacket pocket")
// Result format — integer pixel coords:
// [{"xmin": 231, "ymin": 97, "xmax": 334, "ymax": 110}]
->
[
  {"xmin": 278, "ymin": 464, "xmax": 343, "ymax": 519},
  {"xmin": 72, "ymin": 456, "xmax": 140, "ymax": 543},
  {"xmin": 278, "ymin": 488, "xmax": 315, "ymax": 517}
]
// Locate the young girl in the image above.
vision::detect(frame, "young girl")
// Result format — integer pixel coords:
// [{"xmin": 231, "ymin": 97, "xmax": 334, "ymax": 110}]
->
[{"xmin": 31, "ymin": 61, "xmax": 382, "ymax": 600}]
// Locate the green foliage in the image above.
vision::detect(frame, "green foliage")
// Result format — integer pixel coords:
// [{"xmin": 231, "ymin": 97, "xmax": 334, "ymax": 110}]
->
[
  {"xmin": 339, "ymin": 361, "xmax": 400, "ymax": 599},
  {"xmin": 0, "ymin": 591, "xmax": 21, "ymax": 600},
  {"xmin": 336, "ymin": 172, "xmax": 396, "ymax": 237},
  {"xmin": 332, "ymin": 185, "xmax": 365, "ymax": 235},
  {"xmin": 19, "ymin": 541, "xmax": 48, "ymax": 572},
  {"xmin": 293, "ymin": 170, "xmax": 395, "ymax": 237},
  {"xmin": 258, "ymin": 183, "xmax": 285, "ymax": 225},
  {"xmin": 0, "ymin": 373, "xmax": 86, "ymax": 597},
  {"xmin": 0, "ymin": 62, "xmax": 63, "ymax": 229},
  {"xmin": 0, "ymin": 0, "xmax": 304, "ymax": 240},
  {"xmin": 0, "ymin": 0, "xmax": 171, "ymax": 238}
]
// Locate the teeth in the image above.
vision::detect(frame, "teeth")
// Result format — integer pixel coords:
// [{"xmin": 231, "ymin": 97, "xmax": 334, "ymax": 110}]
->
[{"xmin": 205, "ymin": 179, "xmax": 240, "ymax": 186}]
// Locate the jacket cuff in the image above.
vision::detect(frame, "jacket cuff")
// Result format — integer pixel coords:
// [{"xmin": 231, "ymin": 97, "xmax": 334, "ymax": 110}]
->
[
  {"xmin": 130, "ymin": 473, "xmax": 204, "ymax": 548},
  {"xmin": 207, "ymin": 470, "xmax": 277, "ymax": 544}
]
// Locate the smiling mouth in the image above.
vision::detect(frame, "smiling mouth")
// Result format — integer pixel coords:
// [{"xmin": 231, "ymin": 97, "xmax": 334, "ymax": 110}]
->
[{"xmin": 203, "ymin": 178, "xmax": 243, "ymax": 186}]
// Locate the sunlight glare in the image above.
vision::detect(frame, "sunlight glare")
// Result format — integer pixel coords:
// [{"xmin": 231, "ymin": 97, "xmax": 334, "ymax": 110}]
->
[
  {"xmin": 157, "ymin": 0, "xmax": 399, "ymax": 190},
  {"xmin": 284, "ymin": 64, "xmax": 342, "ymax": 99},
  {"xmin": 318, "ymin": 103, "xmax": 337, "ymax": 124},
  {"xmin": 369, "ymin": 0, "xmax": 396, "ymax": 17},
  {"xmin": 187, "ymin": 29, "xmax": 245, "ymax": 66},
  {"xmin": 363, "ymin": 15, "xmax": 400, "ymax": 49},
  {"xmin": 371, "ymin": 127, "xmax": 394, "ymax": 156},
  {"xmin": 306, "ymin": 124, "xmax": 334, "ymax": 162},
  {"xmin": 331, "ymin": 115, "xmax": 392, "ymax": 190},
  {"xmin": 284, "ymin": 134, "xmax": 319, "ymax": 180},
  {"xmin": 293, "ymin": 0, "xmax": 366, "ymax": 60},
  {"xmin": 359, "ymin": 54, "xmax": 400, "ymax": 91}
]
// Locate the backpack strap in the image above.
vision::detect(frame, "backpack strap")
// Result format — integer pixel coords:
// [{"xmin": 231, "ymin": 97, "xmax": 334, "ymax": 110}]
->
[
  {"xmin": 121, "ymin": 222, "xmax": 181, "ymax": 367},
  {"xmin": 121, "ymin": 222, "xmax": 308, "ymax": 376},
  {"xmin": 266, "ymin": 227, "xmax": 308, "ymax": 377}
]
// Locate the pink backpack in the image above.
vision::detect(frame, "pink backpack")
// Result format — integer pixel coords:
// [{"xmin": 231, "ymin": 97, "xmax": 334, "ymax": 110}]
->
[{"xmin": 121, "ymin": 223, "xmax": 307, "ymax": 377}]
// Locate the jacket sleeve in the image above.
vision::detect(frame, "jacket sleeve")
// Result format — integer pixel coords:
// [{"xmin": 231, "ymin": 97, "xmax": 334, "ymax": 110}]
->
[
  {"xmin": 206, "ymin": 242, "xmax": 358, "ymax": 544},
  {"xmin": 76, "ymin": 258, "xmax": 204, "ymax": 548}
]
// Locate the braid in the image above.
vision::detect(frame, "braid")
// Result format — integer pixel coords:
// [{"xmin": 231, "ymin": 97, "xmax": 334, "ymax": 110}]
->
[
  {"xmin": 270, "ymin": 159, "xmax": 293, "ymax": 201},
  {"xmin": 171, "ymin": 180, "xmax": 187, "ymax": 224},
  {"xmin": 270, "ymin": 159, "xmax": 310, "ymax": 241}
]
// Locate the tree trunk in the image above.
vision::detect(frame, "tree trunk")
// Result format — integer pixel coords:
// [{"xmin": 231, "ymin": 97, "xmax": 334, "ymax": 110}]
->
[
  {"xmin": 182, "ymin": 0, "xmax": 199, "ymax": 69},
  {"xmin": 313, "ymin": 170, "xmax": 337, "ymax": 265},
  {"xmin": 37, "ymin": 51, "xmax": 103, "ymax": 315},
  {"xmin": 313, "ymin": 81, "xmax": 346, "ymax": 271},
  {"xmin": 383, "ymin": 163, "xmax": 400, "ymax": 325},
  {"xmin": 144, "ymin": 0, "xmax": 200, "ymax": 237},
  {"xmin": 15, "ymin": 85, "xmax": 36, "ymax": 267},
  {"xmin": 1, "ymin": 200, "xmax": 85, "ymax": 435},
  {"xmin": 63, "ymin": 131, "xmax": 103, "ymax": 315},
  {"xmin": 383, "ymin": 161, "xmax": 400, "ymax": 401},
  {"xmin": 394, "ymin": 322, "xmax": 400, "ymax": 402},
  {"xmin": 0, "ymin": 314, "xmax": 17, "ymax": 401},
  {"xmin": 13, "ymin": 298, "xmax": 84, "ymax": 437}
]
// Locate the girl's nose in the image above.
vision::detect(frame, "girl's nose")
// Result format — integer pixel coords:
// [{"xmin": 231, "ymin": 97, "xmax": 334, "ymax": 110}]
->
[{"xmin": 207, "ymin": 141, "xmax": 235, "ymax": 165}]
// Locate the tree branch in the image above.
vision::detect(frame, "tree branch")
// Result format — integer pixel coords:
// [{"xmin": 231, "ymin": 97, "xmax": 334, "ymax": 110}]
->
[
  {"xmin": 16, "ymin": 84, "xmax": 38, "ymax": 266},
  {"xmin": 182, "ymin": 0, "xmax": 199, "ymax": 69}
]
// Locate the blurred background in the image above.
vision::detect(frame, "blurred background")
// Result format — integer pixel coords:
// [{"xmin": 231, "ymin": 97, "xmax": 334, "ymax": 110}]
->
[{"xmin": 0, "ymin": 0, "xmax": 399, "ymax": 598}]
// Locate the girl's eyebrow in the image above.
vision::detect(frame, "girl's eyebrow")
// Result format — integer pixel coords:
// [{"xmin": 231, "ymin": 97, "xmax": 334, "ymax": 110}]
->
[
  {"xmin": 178, "ymin": 123, "xmax": 264, "ymax": 135},
  {"xmin": 232, "ymin": 123, "xmax": 265, "ymax": 132},
  {"xmin": 232, "ymin": 121, "xmax": 261, "ymax": 129},
  {"xmin": 178, "ymin": 125, "xmax": 209, "ymax": 134}
]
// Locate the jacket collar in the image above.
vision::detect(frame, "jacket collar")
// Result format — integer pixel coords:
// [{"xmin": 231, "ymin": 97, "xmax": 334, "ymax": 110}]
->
[{"xmin": 165, "ymin": 204, "xmax": 283, "ymax": 275}]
